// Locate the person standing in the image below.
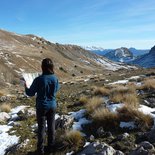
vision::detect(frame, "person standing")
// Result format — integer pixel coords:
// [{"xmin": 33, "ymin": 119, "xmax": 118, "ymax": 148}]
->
[{"xmin": 24, "ymin": 58, "xmax": 60, "ymax": 155}]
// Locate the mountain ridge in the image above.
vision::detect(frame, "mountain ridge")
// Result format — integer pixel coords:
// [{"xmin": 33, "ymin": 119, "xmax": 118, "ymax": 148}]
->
[{"xmin": 0, "ymin": 29, "xmax": 136, "ymax": 88}]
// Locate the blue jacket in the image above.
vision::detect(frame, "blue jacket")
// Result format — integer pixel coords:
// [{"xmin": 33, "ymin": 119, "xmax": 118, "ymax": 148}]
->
[{"xmin": 25, "ymin": 74, "xmax": 60, "ymax": 110}]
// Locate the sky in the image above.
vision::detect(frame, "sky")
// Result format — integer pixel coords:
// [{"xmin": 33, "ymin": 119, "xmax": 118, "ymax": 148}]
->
[{"xmin": 0, "ymin": 0, "xmax": 155, "ymax": 49}]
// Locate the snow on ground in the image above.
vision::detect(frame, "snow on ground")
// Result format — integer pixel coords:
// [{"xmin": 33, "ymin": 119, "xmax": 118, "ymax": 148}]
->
[
  {"xmin": 109, "ymin": 80, "xmax": 129, "ymax": 85},
  {"xmin": 120, "ymin": 122, "xmax": 135, "ymax": 129},
  {"xmin": 0, "ymin": 106, "xmax": 28, "ymax": 155},
  {"xmin": 106, "ymin": 103, "xmax": 124, "ymax": 113},
  {"xmin": 0, "ymin": 125, "xmax": 19, "ymax": 155},
  {"xmin": 69, "ymin": 109, "xmax": 92, "ymax": 131}
]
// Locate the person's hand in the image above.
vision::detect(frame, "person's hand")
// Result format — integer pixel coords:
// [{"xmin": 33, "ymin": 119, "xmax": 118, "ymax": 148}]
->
[{"xmin": 20, "ymin": 77, "xmax": 27, "ymax": 88}]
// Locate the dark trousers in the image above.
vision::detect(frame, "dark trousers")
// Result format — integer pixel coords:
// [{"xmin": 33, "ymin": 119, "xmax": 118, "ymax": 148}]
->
[{"xmin": 36, "ymin": 108, "xmax": 56, "ymax": 153}]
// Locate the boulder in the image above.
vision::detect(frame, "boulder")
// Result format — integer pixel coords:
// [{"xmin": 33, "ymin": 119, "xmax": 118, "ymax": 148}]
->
[{"xmin": 77, "ymin": 142, "xmax": 124, "ymax": 155}]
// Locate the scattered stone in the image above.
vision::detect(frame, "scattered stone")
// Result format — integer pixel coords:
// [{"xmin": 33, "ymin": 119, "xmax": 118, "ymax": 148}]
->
[
  {"xmin": 55, "ymin": 115, "xmax": 74, "ymax": 129},
  {"xmin": 89, "ymin": 135, "xmax": 95, "ymax": 142},
  {"xmin": 27, "ymin": 107, "xmax": 36, "ymax": 117},
  {"xmin": 0, "ymin": 112, "xmax": 10, "ymax": 122},
  {"xmin": 117, "ymin": 133, "xmax": 130, "ymax": 141}
]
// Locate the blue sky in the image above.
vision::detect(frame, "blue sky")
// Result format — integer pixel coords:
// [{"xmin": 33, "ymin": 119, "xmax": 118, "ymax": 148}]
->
[{"xmin": 0, "ymin": 0, "xmax": 155, "ymax": 49}]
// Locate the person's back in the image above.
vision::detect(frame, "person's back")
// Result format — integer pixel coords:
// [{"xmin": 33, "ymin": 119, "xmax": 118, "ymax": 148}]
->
[{"xmin": 25, "ymin": 58, "xmax": 60, "ymax": 155}]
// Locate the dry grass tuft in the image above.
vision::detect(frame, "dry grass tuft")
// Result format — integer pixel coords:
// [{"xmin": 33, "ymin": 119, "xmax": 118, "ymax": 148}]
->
[
  {"xmin": 65, "ymin": 130, "xmax": 84, "ymax": 150},
  {"xmin": 117, "ymin": 106, "xmax": 153, "ymax": 131},
  {"xmin": 92, "ymin": 108, "xmax": 119, "ymax": 129},
  {"xmin": 110, "ymin": 85, "xmax": 139, "ymax": 108},
  {"xmin": 78, "ymin": 96, "xmax": 89, "ymax": 105},
  {"xmin": 0, "ymin": 91, "xmax": 5, "ymax": 97},
  {"xmin": 142, "ymin": 78, "xmax": 155, "ymax": 90},
  {"xmin": 92, "ymin": 86, "xmax": 110, "ymax": 96},
  {"xmin": 0, "ymin": 103, "xmax": 11, "ymax": 113},
  {"xmin": 86, "ymin": 97, "xmax": 104, "ymax": 114}
]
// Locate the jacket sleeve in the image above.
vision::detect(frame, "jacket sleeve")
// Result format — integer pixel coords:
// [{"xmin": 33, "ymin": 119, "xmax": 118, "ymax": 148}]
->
[
  {"xmin": 56, "ymin": 79, "xmax": 60, "ymax": 93},
  {"xmin": 25, "ymin": 78, "xmax": 38, "ymax": 96}
]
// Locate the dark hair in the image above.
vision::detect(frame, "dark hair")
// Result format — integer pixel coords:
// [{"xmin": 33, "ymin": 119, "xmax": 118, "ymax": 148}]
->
[{"xmin": 41, "ymin": 58, "xmax": 54, "ymax": 75}]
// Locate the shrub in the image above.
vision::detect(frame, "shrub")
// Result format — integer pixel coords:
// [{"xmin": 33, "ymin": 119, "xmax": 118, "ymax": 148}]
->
[
  {"xmin": 92, "ymin": 108, "xmax": 119, "ymax": 129},
  {"xmin": 0, "ymin": 103, "xmax": 11, "ymax": 113},
  {"xmin": 117, "ymin": 106, "xmax": 153, "ymax": 131},
  {"xmin": 86, "ymin": 97, "xmax": 104, "ymax": 114},
  {"xmin": 59, "ymin": 67, "xmax": 67, "ymax": 73},
  {"xmin": 64, "ymin": 130, "xmax": 84, "ymax": 150}
]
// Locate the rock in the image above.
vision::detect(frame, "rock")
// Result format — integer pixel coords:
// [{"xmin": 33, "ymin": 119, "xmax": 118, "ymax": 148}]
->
[
  {"xmin": 0, "ymin": 112, "xmax": 10, "ymax": 122},
  {"xmin": 115, "ymin": 150, "xmax": 124, "ymax": 155},
  {"xmin": 97, "ymin": 127, "xmax": 105, "ymax": 137},
  {"xmin": 27, "ymin": 108, "xmax": 36, "ymax": 117},
  {"xmin": 146, "ymin": 129, "xmax": 155, "ymax": 143},
  {"xmin": 89, "ymin": 135, "xmax": 95, "ymax": 141},
  {"xmin": 97, "ymin": 127, "xmax": 113, "ymax": 138},
  {"xmin": 55, "ymin": 115, "xmax": 74, "ymax": 129},
  {"xmin": 140, "ymin": 141, "xmax": 154, "ymax": 150},
  {"xmin": 77, "ymin": 142, "xmax": 124, "ymax": 155},
  {"xmin": 117, "ymin": 133, "xmax": 130, "ymax": 141},
  {"xmin": 129, "ymin": 146, "xmax": 149, "ymax": 155}
]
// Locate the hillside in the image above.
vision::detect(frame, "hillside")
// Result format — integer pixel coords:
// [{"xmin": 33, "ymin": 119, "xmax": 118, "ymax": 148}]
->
[
  {"xmin": 0, "ymin": 29, "xmax": 136, "ymax": 89},
  {"xmin": 132, "ymin": 45, "xmax": 155, "ymax": 68}
]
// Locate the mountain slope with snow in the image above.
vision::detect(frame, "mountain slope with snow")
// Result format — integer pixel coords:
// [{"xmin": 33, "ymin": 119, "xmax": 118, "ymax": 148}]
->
[{"xmin": 104, "ymin": 47, "xmax": 134, "ymax": 63}]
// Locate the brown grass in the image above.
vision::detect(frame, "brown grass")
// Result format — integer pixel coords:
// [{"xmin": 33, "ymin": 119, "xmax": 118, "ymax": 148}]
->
[
  {"xmin": 117, "ymin": 106, "xmax": 153, "ymax": 131},
  {"xmin": 110, "ymin": 85, "xmax": 139, "ymax": 108},
  {"xmin": 0, "ymin": 103, "xmax": 11, "ymax": 113},
  {"xmin": 92, "ymin": 108, "xmax": 119, "ymax": 129},
  {"xmin": 64, "ymin": 130, "xmax": 84, "ymax": 150},
  {"xmin": 142, "ymin": 78, "xmax": 155, "ymax": 90},
  {"xmin": 92, "ymin": 86, "xmax": 110, "ymax": 96},
  {"xmin": 85, "ymin": 97, "xmax": 104, "ymax": 114},
  {"xmin": 0, "ymin": 91, "xmax": 5, "ymax": 97},
  {"xmin": 78, "ymin": 96, "xmax": 89, "ymax": 105}
]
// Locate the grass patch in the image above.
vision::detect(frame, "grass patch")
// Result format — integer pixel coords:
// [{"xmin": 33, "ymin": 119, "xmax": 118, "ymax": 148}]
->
[
  {"xmin": 92, "ymin": 86, "xmax": 110, "ymax": 96},
  {"xmin": 142, "ymin": 78, "xmax": 155, "ymax": 90},
  {"xmin": 92, "ymin": 108, "xmax": 119, "ymax": 130},
  {"xmin": 85, "ymin": 97, "xmax": 104, "ymax": 114},
  {"xmin": 0, "ymin": 103, "xmax": 11, "ymax": 112},
  {"xmin": 78, "ymin": 96, "xmax": 89, "ymax": 105},
  {"xmin": 117, "ymin": 106, "xmax": 153, "ymax": 131},
  {"xmin": 110, "ymin": 85, "xmax": 139, "ymax": 108},
  {"xmin": 64, "ymin": 130, "xmax": 84, "ymax": 151}
]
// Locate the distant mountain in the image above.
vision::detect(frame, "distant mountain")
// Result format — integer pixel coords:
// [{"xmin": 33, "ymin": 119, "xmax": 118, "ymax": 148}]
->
[
  {"xmin": 132, "ymin": 45, "xmax": 155, "ymax": 68},
  {"xmin": 129, "ymin": 48, "xmax": 149, "ymax": 56},
  {"xmin": 82, "ymin": 46, "xmax": 112, "ymax": 55},
  {"xmin": 104, "ymin": 47, "xmax": 134, "ymax": 63}
]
